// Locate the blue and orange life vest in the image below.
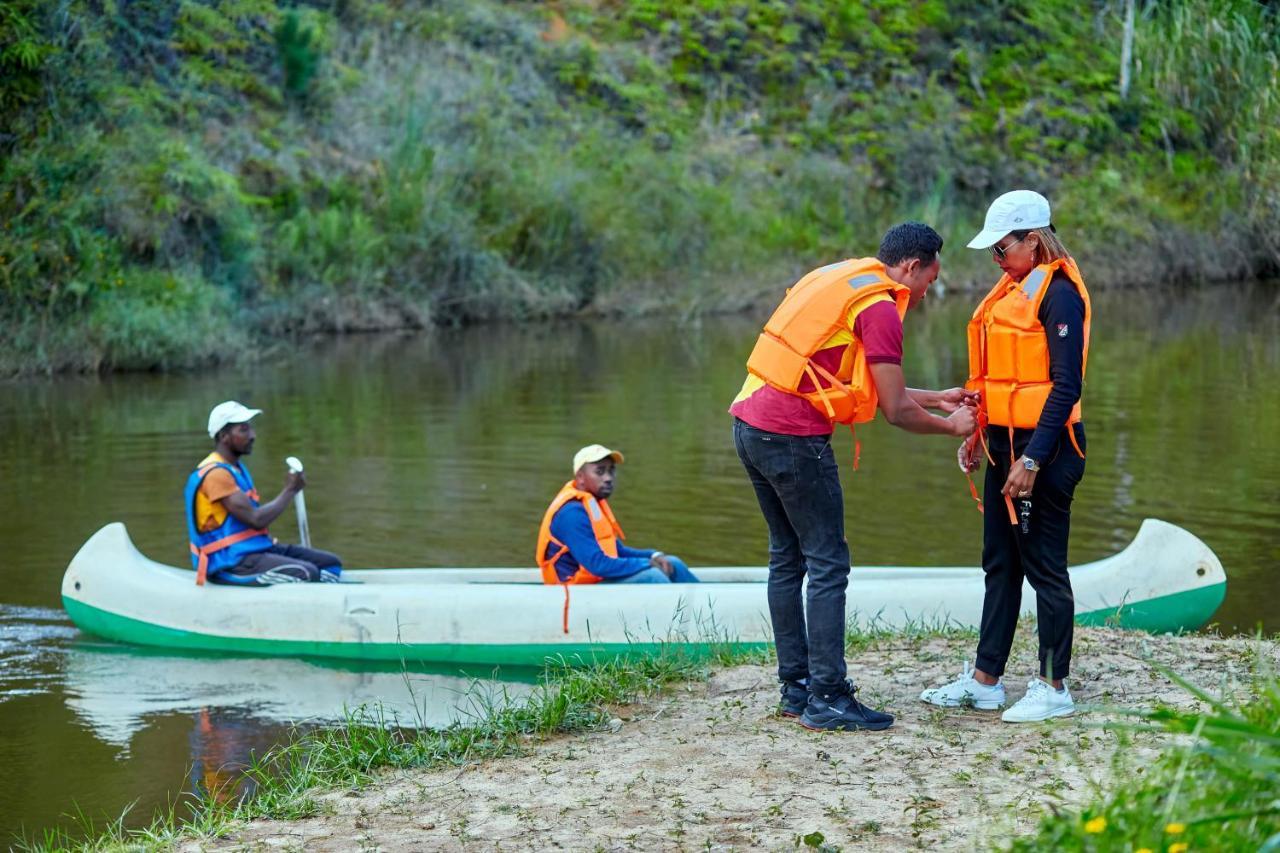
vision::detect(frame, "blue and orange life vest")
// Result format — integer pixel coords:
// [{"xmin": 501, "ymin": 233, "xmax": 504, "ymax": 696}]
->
[
  {"xmin": 183, "ymin": 454, "xmax": 274, "ymax": 585},
  {"xmin": 536, "ymin": 482, "xmax": 625, "ymax": 585}
]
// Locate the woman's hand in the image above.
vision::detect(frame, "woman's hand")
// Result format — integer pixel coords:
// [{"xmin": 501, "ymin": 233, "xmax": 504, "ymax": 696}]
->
[{"xmin": 1002, "ymin": 458, "xmax": 1038, "ymax": 498}]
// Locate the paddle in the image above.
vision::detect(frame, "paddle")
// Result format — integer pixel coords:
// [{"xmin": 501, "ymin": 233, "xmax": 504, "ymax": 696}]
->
[{"xmin": 285, "ymin": 456, "xmax": 312, "ymax": 548}]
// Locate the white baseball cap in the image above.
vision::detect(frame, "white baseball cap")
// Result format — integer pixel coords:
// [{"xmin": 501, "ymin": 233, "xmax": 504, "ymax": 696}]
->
[
  {"xmin": 572, "ymin": 444, "xmax": 624, "ymax": 474},
  {"xmin": 207, "ymin": 400, "xmax": 262, "ymax": 438},
  {"xmin": 967, "ymin": 190, "xmax": 1052, "ymax": 249}
]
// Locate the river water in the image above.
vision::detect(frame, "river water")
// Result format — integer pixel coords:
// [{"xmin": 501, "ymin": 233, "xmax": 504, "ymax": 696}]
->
[{"xmin": 1, "ymin": 284, "xmax": 1277, "ymax": 839}]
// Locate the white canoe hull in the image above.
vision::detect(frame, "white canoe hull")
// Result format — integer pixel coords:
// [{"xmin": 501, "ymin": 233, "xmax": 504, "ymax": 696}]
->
[{"xmin": 60, "ymin": 519, "xmax": 1226, "ymax": 666}]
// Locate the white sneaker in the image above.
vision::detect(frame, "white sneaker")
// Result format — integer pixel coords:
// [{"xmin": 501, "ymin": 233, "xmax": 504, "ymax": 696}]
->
[
  {"xmin": 919, "ymin": 662, "xmax": 1006, "ymax": 710},
  {"xmin": 1001, "ymin": 678, "xmax": 1075, "ymax": 723}
]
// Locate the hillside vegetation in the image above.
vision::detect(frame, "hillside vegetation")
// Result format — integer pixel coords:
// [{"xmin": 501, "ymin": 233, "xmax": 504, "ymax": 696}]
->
[{"xmin": 1, "ymin": 0, "xmax": 1278, "ymax": 373}]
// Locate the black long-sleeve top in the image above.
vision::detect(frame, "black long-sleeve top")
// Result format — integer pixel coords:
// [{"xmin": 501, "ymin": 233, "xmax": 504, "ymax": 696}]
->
[{"xmin": 1023, "ymin": 272, "xmax": 1086, "ymax": 462}]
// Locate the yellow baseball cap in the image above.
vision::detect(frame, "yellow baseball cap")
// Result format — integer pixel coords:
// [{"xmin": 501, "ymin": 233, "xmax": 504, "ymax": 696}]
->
[{"xmin": 572, "ymin": 444, "xmax": 625, "ymax": 474}]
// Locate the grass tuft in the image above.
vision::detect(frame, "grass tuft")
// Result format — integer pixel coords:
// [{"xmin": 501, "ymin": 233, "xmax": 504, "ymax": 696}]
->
[{"xmin": 1011, "ymin": 648, "xmax": 1280, "ymax": 850}]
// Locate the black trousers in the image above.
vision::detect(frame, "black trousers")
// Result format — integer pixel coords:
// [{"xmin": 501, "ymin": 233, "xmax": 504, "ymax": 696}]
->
[
  {"xmin": 733, "ymin": 419, "xmax": 852, "ymax": 697},
  {"xmin": 212, "ymin": 543, "xmax": 343, "ymax": 586},
  {"xmin": 976, "ymin": 424, "xmax": 1085, "ymax": 681}
]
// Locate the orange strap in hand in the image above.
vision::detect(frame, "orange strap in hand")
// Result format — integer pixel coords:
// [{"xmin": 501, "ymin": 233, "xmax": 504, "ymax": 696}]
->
[{"xmin": 965, "ymin": 469, "xmax": 983, "ymax": 514}]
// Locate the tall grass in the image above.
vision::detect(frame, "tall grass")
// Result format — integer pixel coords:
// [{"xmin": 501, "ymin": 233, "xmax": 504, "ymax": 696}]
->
[
  {"xmin": 1141, "ymin": 0, "xmax": 1280, "ymax": 173},
  {"xmin": 1011, "ymin": 659, "xmax": 1280, "ymax": 851}
]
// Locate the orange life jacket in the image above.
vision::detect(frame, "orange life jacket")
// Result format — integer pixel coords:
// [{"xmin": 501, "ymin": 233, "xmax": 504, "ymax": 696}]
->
[
  {"xmin": 746, "ymin": 258, "xmax": 911, "ymax": 426},
  {"xmin": 536, "ymin": 481, "xmax": 626, "ymax": 585},
  {"xmin": 965, "ymin": 257, "xmax": 1091, "ymax": 432}
]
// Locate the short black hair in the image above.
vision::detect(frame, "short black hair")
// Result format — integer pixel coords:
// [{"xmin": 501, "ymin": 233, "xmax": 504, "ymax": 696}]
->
[{"xmin": 877, "ymin": 221, "xmax": 944, "ymax": 267}]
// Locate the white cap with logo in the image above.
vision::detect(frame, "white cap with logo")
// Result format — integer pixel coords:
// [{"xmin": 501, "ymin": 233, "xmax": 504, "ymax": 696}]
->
[
  {"xmin": 967, "ymin": 190, "xmax": 1052, "ymax": 249},
  {"xmin": 572, "ymin": 444, "xmax": 625, "ymax": 474},
  {"xmin": 207, "ymin": 400, "xmax": 262, "ymax": 438}
]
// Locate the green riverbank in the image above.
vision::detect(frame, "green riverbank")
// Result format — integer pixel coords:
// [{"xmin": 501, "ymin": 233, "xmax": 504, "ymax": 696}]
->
[
  {"xmin": 2, "ymin": 0, "xmax": 1278, "ymax": 374},
  {"xmin": 19, "ymin": 625, "xmax": 1280, "ymax": 851}
]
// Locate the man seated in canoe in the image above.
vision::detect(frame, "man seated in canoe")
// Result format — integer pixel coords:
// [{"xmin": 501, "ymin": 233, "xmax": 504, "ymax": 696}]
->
[
  {"xmin": 183, "ymin": 401, "xmax": 343, "ymax": 586},
  {"xmin": 536, "ymin": 445, "xmax": 699, "ymax": 585}
]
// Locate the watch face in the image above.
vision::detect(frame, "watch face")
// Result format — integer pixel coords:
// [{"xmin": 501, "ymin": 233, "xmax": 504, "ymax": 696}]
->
[{"xmin": 1023, "ymin": 458, "xmax": 1038, "ymax": 471}]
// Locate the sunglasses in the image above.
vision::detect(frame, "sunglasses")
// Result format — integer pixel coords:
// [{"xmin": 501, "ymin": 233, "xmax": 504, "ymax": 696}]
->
[{"xmin": 991, "ymin": 235, "xmax": 1025, "ymax": 260}]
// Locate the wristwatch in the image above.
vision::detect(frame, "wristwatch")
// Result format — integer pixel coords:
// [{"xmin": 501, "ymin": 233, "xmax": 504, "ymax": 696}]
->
[{"xmin": 1021, "ymin": 456, "xmax": 1041, "ymax": 472}]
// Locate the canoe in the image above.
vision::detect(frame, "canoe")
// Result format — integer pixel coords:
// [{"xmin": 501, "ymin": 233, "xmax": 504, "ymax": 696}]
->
[{"xmin": 61, "ymin": 519, "xmax": 1226, "ymax": 667}]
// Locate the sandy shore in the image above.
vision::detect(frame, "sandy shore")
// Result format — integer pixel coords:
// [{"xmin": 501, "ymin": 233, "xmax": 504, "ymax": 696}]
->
[{"xmin": 202, "ymin": 626, "xmax": 1275, "ymax": 851}]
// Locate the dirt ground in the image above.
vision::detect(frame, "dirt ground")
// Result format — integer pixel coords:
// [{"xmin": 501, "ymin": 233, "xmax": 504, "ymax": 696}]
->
[{"xmin": 199, "ymin": 627, "xmax": 1275, "ymax": 852}]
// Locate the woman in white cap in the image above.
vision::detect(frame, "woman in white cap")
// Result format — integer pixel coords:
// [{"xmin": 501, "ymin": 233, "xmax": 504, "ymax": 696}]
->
[{"xmin": 920, "ymin": 190, "xmax": 1091, "ymax": 722}]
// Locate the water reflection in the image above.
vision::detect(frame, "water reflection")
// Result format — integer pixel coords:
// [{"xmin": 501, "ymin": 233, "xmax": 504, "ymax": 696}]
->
[
  {"xmin": 62, "ymin": 643, "xmax": 534, "ymax": 753},
  {"xmin": 0, "ymin": 605, "xmax": 532, "ymax": 839},
  {"xmin": 0, "ymin": 284, "xmax": 1277, "ymax": 839}
]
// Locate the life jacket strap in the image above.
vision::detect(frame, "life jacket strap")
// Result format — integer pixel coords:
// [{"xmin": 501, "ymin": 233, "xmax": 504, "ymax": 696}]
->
[
  {"xmin": 190, "ymin": 526, "xmax": 269, "ymax": 586},
  {"xmin": 562, "ymin": 583, "xmax": 571, "ymax": 635},
  {"xmin": 542, "ymin": 539, "xmax": 570, "ymax": 583},
  {"xmin": 802, "ymin": 363, "xmax": 837, "ymax": 419},
  {"xmin": 965, "ymin": 469, "xmax": 984, "ymax": 514},
  {"xmin": 801, "ymin": 359, "xmax": 866, "ymax": 471},
  {"xmin": 1067, "ymin": 422, "xmax": 1086, "ymax": 459},
  {"xmin": 962, "ymin": 409, "xmax": 993, "ymax": 515},
  {"xmin": 1003, "ymin": 389, "xmax": 1019, "ymax": 525}
]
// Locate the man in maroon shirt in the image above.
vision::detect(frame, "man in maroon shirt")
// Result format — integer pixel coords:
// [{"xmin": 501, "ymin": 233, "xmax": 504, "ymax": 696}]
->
[{"xmin": 731, "ymin": 222, "xmax": 977, "ymax": 732}]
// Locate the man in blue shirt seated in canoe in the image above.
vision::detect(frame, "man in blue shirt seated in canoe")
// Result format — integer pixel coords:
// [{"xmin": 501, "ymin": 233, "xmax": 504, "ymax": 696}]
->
[
  {"xmin": 536, "ymin": 445, "xmax": 699, "ymax": 585},
  {"xmin": 184, "ymin": 400, "xmax": 343, "ymax": 586}
]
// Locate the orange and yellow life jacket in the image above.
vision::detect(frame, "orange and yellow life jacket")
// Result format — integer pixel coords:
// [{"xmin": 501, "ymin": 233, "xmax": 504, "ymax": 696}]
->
[
  {"xmin": 536, "ymin": 481, "xmax": 626, "ymax": 585},
  {"xmin": 962, "ymin": 258, "xmax": 1091, "ymax": 523},
  {"xmin": 745, "ymin": 258, "xmax": 911, "ymax": 427},
  {"xmin": 965, "ymin": 258, "xmax": 1091, "ymax": 434}
]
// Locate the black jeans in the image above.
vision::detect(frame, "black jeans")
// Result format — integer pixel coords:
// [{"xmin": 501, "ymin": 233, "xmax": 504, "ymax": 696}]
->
[
  {"xmin": 733, "ymin": 419, "xmax": 851, "ymax": 698},
  {"xmin": 976, "ymin": 424, "xmax": 1086, "ymax": 680}
]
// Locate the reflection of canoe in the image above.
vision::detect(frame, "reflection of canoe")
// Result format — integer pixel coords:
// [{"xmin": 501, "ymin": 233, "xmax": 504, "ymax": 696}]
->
[
  {"xmin": 62, "ymin": 643, "xmax": 533, "ymax": 750},
  {"xmin": 61, "ymin": 520, "xmax": 1226, "ymax": 667}
]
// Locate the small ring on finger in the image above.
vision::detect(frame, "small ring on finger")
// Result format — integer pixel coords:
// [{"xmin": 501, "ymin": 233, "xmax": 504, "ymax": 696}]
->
[{"xmin": 1018, "ymin": 489, "xmax": 1031, "ymax": 497}]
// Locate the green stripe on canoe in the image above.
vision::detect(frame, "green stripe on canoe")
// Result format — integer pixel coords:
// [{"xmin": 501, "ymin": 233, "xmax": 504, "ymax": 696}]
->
[
  {"xmin": 63, "ymin": 580, "xmax": 1224, "ymax": 666},
  {"xmin": 1074, "ymin": 581, "xmax": 1226, "ymax": 633},
  {"xmin": 61, "ymin": 597, "xmax": 771, "ymax": 667}
]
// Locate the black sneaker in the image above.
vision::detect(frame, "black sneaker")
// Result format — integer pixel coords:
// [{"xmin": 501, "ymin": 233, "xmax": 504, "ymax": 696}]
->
[
  {"xmin": 799, "ymin": 683, "xmax": 894, "ymax": 732},
  {"xmin": 778, "ymin": 680, "xmax": 809, "ymax": 718}
]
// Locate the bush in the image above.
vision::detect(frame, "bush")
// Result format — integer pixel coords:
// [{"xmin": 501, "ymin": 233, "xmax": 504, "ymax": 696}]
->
[{"xmin": 1, "ymin": 0, "xmax": 1278, "ymax": 374}]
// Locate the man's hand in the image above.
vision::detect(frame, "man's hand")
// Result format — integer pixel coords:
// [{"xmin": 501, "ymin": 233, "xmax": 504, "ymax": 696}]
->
[
  {"xmin": 936, "ymin": 388, "xmax": 980, "ymax": 414},
  {"xmin": 221, "ymin": 471, "xmax": 306, "ymax": 529},
  {"xmin": 650, "ymin": 552, "xmax": 674, "ymax": 577},
  {"xmin": 1002, "ymin": 458, "xmax": 1038, "ymax": 498},
  {"xmin": 945, "ymin": 406, "xmax": 977, "ymax": 437}
]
